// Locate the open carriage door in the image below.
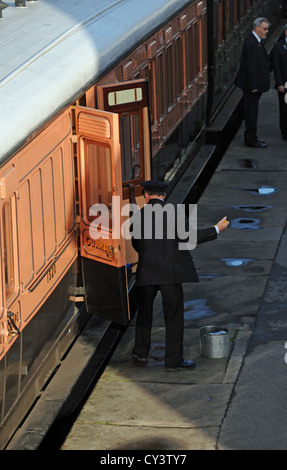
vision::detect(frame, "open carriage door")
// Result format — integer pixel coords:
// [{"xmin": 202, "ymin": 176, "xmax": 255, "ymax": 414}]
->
[{"xmin": 75, "ymin": 107, "xmax": 129, "ymax": 325}]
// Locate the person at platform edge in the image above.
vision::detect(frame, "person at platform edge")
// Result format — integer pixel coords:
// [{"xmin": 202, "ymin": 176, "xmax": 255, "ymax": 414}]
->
[
  {"xmin": 235, "ymin": 17, "xmax": 271, "ymax": 148},
  {"xmin": 131, "ymin": 180, "xmax": 229, "ymax": 372},
  {"xmin": 271, "ymin": 24, "xmax": 287, "ymax": 141}
]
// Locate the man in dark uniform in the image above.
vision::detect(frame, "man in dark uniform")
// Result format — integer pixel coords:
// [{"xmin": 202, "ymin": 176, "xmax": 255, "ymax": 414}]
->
[
  {"xmin": 236, "ymin": 17, "xmax": 270, "ymax": 148},
  {"xmin": 271, "ymin": 25, "xmax": 287, "ymax": 140},
  {"xmin": 131, "ymin": 180, "xmax": 229, "ymax": 371}
]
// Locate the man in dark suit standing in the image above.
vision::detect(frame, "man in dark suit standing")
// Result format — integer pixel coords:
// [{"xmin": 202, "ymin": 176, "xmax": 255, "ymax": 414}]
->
[
  {"xmin": 131, "ymin": 180, "xmax": 229, "ymax": 371},
  {"xmin": 271, "ymin": 25, "xmax": 287, "ymax": 140},
  {"xmin": 236, "ymin": 17, "xmax": 271, "ymax": 148}
]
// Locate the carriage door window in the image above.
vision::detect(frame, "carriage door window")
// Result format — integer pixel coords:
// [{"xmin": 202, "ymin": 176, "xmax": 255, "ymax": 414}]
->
[
  {"xmin": 85, "ymin": 139, "xmax": 113, "ymax": 226},
  {"xmin": 119, "ymin": 113, "xmax": 141, "ymax": 182},
  {"xmin": 97, "ymin": 79, "xmax": 151, "ymax": 200}
]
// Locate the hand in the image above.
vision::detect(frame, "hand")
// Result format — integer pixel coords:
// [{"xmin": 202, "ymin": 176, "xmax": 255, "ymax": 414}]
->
[
  {"xmin": 216, "ymin": 216, "xmax": 230, "ymax": 232},
  {"xmin": 278, "ymin": 85, "xmax": 285, "ymax": 93}
]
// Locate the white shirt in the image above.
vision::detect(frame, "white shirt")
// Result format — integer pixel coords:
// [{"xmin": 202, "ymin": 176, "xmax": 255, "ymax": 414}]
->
[{"xmin": 252, "ymin": 31, "xmax": 261, "ymax": 43}]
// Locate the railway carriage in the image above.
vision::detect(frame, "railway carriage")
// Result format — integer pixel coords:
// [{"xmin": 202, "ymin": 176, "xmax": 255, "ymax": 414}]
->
[{"xmin": 0, "ymin": 0, "xmax": 283, "ymax": 448}]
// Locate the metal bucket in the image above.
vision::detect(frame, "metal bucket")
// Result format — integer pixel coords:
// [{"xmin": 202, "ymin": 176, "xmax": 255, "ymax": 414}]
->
[{"xmin": 200, "ymin": 326, "xmax": 231, "ymax": 358}]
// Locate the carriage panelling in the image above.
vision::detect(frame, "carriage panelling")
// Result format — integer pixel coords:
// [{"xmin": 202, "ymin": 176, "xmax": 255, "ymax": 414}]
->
[
  {"xmin": 97, "ymin": 0, "xmax": 207, "ymax": 158},
  {"xmin": 0, "ymin": 109, "xmax": 77, "ymax": 357}
]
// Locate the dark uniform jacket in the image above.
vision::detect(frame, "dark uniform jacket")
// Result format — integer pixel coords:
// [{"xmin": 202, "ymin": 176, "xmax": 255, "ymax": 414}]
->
[
  {"xmin": 271, "ymin": 38, "xmax": 287, "ymax": 88},
  {"xmin": 131, "ymin": 199, "xmax": 217, "ymax": 286},
  {"xmin": 236, "ymin": 33, "xmax": 270, "ymax": 92}
]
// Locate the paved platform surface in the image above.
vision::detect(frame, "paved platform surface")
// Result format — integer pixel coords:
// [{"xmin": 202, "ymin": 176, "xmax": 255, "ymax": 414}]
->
[{"xmin": 60, "ymin": 88, "xmax": 287, "ymax": 451}]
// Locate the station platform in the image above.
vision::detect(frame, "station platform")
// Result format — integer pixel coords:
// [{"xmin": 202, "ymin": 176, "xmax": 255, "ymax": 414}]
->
[
  {"xmin": 58, "ymin": 88, "xmax": 287, "ymax": 451},
  {"xmin": 7, "ymin": 86, "xmax": 287, "ymax": 452}
]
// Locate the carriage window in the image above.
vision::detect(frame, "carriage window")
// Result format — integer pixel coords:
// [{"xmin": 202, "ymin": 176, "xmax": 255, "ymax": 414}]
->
[
  {"xmin": 202, "ymin": 14, "xmax": 207, "ymax": 67},
  {"xmin": 233, "ymin": 0, "xmax": 238, "ymax": 25},
  {"xmin": 242, "ymin": 0, "xmax": 247, "ymax": 15},
  {"xmin": 156, "ymin": 53, "xmax": 165, "ymax": 119},
  {"xmin": 85, "ymin": 139, "xmax": 113, "ymax": 225},
  {"xmin": 218, "ymin": 0, "xmax": 224, "ymax": 44},
  {"xmin": 108, "ymin": 88, "xmax": 143, "ymax": 106},
  {"xmin": 225, "ymin": 1, "xmax": 230, "ymax": 36},
  {"xmin": 166, "ymin": 44, "xmax": 174, "ymax": 108},
  {"xmin": 175, "ymin": 37, "xmax": 183, "ymax": 99},
  {"xmin": 142, "ymin": 66, "xmax": 149, "ymax": 84},
  {"xmin": 186, "ymin": 26, "xmax": 194, "ymax": 84},
  {"xmin": 142, "ymin": 64, "xmax": 155, "ymax": 125},
  {"xmin": 186, "ymin": 23, "xmax": 199, "ymax": 84},
  {"xmin": 3, "ymin": 199, "xmax": 14, "ymax": 299},
  {"xmin": 120, "ymin": 113, "xmax": 141, "ymax": 182}
]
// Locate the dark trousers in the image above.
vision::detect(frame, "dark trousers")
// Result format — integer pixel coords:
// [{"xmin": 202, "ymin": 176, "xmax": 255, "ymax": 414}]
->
[
  {"xmin": 243, "ymin": 91, "xmax": 262, "ymax": 144},
  {"xmin": 134, "ymin": 284, "xmax": 184, "ymax": 367},
  {"xmin": 278, "ymin": 91, "xmax": 287, "ymax": 137}
]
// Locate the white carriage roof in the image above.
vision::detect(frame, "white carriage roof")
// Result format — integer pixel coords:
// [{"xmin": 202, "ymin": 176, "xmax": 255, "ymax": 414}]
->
[{"xmin": 0, "ymin": 0, "xmax": 191, "ymax": 162}]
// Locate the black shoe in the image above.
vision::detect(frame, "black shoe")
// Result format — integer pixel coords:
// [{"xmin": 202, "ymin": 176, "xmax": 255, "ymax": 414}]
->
[
  {"xmin": 282, "ymin": 134, "xmax": 287, "ymax": 141},
  {"xmin": 245, "ymin": 140, "xmax": 267, "ymax": 148},
  {"xmin": 132, "ymin": 350, "xmax": 148, "ymax": 362},
  {"xmin": 165, "ymin": 360, "xmax": 196, "ymax": 372}
]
